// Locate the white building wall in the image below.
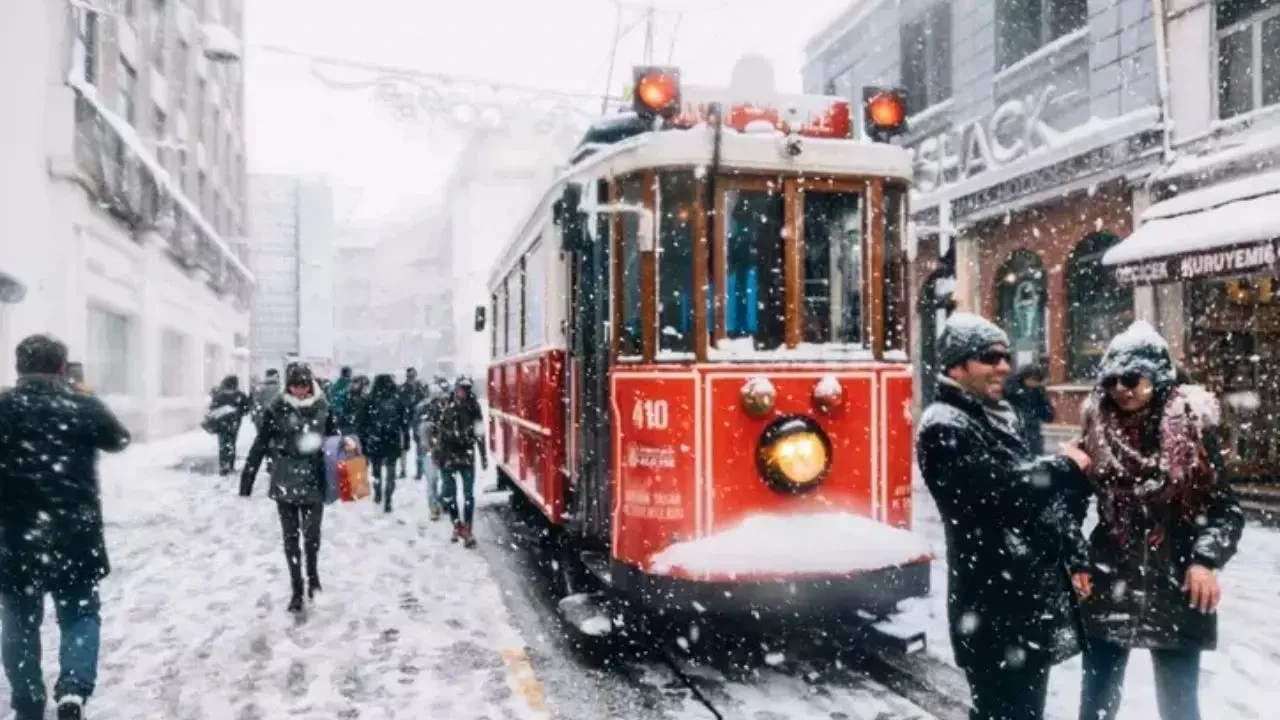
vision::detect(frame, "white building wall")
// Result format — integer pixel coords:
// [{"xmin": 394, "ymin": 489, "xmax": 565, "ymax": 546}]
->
[
  {"xmin": 0, "ymin": 0, "xmax": 249, "ymax": 439},
  {"xmin": 296, "ymin": 179, "xmax": 335, "ymax": 360},
  {"xmin": 247, "ymin": 175, "xmax": 335, "ymax": 377}
]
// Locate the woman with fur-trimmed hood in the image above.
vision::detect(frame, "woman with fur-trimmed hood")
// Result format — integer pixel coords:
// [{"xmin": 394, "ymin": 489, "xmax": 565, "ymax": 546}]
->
[
  {"xmin": 240, "ymin": 363, "xmax": 342, "ymax": 614},
  {"xmin": 1074, "ymin": 322, "xmax": 1244, "ymax": 720}
]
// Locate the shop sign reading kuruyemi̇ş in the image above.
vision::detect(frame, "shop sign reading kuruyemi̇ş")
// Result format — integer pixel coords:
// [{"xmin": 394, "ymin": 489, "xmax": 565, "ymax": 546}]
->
[{"xmin": 1111, "ymin": 238, "xmax": 1280, "ymax": 286}]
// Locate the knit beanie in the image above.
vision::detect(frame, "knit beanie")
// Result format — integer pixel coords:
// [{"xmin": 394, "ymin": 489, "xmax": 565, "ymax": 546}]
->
[
  {"xmin": 1096, "ymin": 321, "xmax": 1176, "ymax": 387},
  {"xmin": 937, "ymin": 312, "xmax": 1011, "ymax": 370}
]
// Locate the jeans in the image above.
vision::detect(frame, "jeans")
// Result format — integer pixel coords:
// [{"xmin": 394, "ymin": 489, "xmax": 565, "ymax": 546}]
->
[
  {"xmin": 422, "ymin": 452, "xmax": 439, "ymax": 509},
  {"xmin": 1080, "ymin": 640, "xmax": 1202, "ymax": 720},
  {"xmin": 216, "ymin": 428, "xmax": 238, "ymax": 475},
  {"xmin": 962, "ymin": 650, "xmax": 1051, "ymax": 720},
  {"xmin": 277, "ymin": 502, "xmax": 323, "ymax": 596},
  {"xmin": 440, "ymin": 465, "xmax": 477, "ymax": 526},
  {"xmin": 372, "ymin": 456, "xmax": 397, "ymax": 511},
  {"xmin": 1, "ymin": 584, "xmax": 102, "ymax": 718}
]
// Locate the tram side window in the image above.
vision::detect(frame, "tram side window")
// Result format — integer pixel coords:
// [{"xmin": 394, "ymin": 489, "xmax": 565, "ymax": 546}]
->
[
  {"xmin": 490, "ymin": 293, "xmax": 498, "ymax": 357},
  {"xmin": 518, "ymin": 258, "xmax": 528, "ymax": 348},
  {"xmin": 883, "ymin": 183, "xmax": 908, "ymax": 351},
  {"xmin": 618, "ymin": 175, "xmax": 644, "ymax": 357},
  {"xmin": 724, "ymin": 188, "xmax": 786, "ymax": 350},
  {"xmin": 801, "ymin": 191, "xmax": 863, "ymax": 345},
  {"xmin": 525, "ymin": 242, "xmax": 545, "ymax": 348},
  {"xmin": 502, "ymin": 275, "xmax": 514, "ymax": 354},
  {"xmin": 658, "ymin": 171, "xmax": 696, "ymax": 356}
]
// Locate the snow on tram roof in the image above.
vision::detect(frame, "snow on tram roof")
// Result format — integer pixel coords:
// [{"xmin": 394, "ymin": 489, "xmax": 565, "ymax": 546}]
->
[{"xmin": 486, "ymin": 127, "xmax": 912, "ymax": 288}]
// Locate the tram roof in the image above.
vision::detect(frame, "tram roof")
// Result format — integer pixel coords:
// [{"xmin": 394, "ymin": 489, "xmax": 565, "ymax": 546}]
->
[{"xmin": 486, "ymin": 125, "xmax": 912, "ymax": 288}]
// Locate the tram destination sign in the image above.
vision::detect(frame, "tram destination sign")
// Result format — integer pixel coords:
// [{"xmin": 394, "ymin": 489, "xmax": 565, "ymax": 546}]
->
[{"xmin": 1111, "ymin": 237, "xmax": 1280, "ymax": 287}]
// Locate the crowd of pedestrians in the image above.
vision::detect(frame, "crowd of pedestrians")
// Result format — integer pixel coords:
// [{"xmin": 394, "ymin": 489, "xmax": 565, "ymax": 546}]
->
[{"xmin": 0, "ymin": 309, "xmax": 1252, "ymax": 720}]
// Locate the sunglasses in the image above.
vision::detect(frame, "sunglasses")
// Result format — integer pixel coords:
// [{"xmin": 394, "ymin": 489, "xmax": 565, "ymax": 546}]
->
[
  {"xmin": 973, "ymin": 349, "xmax": 1012, "ymax": 367},
  {"xmin": 1103, "ymin": 372, "xmax": 1144, "ymax": 390}
]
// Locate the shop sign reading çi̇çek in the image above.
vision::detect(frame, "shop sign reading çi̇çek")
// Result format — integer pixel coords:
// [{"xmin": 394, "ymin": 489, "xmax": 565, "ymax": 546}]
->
[{"xmin": 1112, "ymin": 238, "xmax": 1280, "ymax": 286}]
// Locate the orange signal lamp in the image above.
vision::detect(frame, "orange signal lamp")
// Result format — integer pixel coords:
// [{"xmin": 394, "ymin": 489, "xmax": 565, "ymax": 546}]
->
[
  {"xmin": 633, "ymin": 66, "xmax": 681, "ymax": 120},
  {"xmin": 862, "ymin": 86, "xmax": 908, "ymax": 143},
  {"xmin": 868, "ymin": 93, "xmax": 905, "ymax": 127}
]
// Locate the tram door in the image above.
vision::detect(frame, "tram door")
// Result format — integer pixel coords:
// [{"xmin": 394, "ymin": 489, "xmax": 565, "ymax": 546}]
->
[{"xmin": 566, "ymin": 183, "xmax": 614, "ymax": 547}]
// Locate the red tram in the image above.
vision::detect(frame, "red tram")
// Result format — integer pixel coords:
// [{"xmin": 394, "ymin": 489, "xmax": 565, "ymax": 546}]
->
[{"xmin": 481, "ymin": 61, "xmax": 932, "ymax": 630}]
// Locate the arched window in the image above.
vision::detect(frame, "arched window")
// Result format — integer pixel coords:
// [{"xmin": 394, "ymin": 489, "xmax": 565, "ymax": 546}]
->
[
  {"xmin": 1067, "ymin": 233, "xmax": 1134, "ymax": 380},
  {"xmin": 995, "ymin": 250, "xmax": 1047, "ymax": 369}
]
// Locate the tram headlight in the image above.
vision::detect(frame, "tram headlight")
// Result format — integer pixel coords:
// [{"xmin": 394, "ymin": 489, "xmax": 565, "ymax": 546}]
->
[{"xmin": 756, "ymin": 417, "xmax": 832, "ymax": 494}]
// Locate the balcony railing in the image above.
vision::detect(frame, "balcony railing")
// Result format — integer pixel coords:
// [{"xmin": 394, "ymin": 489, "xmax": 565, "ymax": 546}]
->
[{"xmin": 69, "ymin": 79, "xmax": 254, "ymax": 308}]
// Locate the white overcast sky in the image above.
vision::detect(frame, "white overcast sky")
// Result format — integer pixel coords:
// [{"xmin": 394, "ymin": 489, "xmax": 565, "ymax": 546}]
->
[{"xmin": 244, "ymin": 0, "xmax": 853, "ymax": 221}]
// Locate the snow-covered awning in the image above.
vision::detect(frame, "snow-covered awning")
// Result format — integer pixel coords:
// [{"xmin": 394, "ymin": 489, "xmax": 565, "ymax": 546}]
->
[
  {"xmin": 1102, "ymin": 169, "xmax": 1280, "ymax": 286},
  {"xmin": 66, "ymin": 76, "xmax": 255, "ymax": 286}
]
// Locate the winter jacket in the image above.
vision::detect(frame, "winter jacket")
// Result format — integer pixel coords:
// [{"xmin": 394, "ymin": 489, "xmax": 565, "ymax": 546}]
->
[
  {"xmin": 240, "ymin": 384, "xmax": 337, "ymax": 505},
  {"xmin": 399, "ymin": 380, "xmax": 427, "ymax": 427},
  {"xmin": 430, "ymin": 394, "xmax": 488, "ymax": 470},
  {"xmin": 330, "ymin": 377, "xmax": 351, "ymax": 416},
  {"xmin": 207, "ymin": 388, "xmax": 250, "ymax": 435},
  {"xmin": 1077, "ymin": 387, "xmax": 1244, "ymax": 651},
  {"xmin": 916, "ymin": 378, "xmax": 1088, "ymax": 670},
  {"xmin": 358, "ymin": 386, "xmax": 407, "ymax": 460},
  {"xmin": 0, "ymin": 376, "xmax": 131, "ymax": 593},
  {"xmin": 250, "ymin": 377, "xmax": 282, "ymax": 426},
  {"xmin": 1004, "ymin": 368, "xmax": 1055, "ymax": 455},
  {"xmin": 415, "ymin": 394, "xmax": 448, "ymax": 448}
]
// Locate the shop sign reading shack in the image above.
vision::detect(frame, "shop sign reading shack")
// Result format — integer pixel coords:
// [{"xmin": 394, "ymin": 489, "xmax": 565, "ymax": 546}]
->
[
  {"xmin": 912, "ymin": 86, "xmax": 1058, "ymax": 193},
  {"xmin": 1111, "ymin": 238, "xmax": 1280, "ymax": 286}
]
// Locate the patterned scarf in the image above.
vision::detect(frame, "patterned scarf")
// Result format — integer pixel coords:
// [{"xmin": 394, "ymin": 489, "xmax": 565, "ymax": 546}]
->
[{"xmin": 1081, "ymin": 388, "xmax": 1213, "ymax": 547}]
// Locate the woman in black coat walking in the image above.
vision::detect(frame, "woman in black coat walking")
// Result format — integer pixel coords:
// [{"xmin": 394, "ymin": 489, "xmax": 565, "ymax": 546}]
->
[
  {"xmin": 240, "ymin": 364, "xmax": 341, "ymax": 613},
  {"xmin": 358, "ymin": 374, "xmax": 407, "ymax": 513},
  {"xmin": 207, "ymin": 375, "xmax": 250, "ymax": 475},
  {"xmin": 1075, "ymin": 322, "xmax": 1244, "ymax": 720}
]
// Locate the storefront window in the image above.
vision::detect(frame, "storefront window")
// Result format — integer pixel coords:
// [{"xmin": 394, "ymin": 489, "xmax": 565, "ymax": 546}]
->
[
  {"xmin": 801, "ymin": 189, "xmax": 863, "ymax": 344},
  {"xmin": 618, "ymin": 176, "xmax": 644, "ymax": 357},
  {"xmin": 995, "ymin": 250, "xmax": 1047, "ymax": 368},
  {"xmin": 1067, "ymin": 233, "xmax": 1134, "ymax": 380},
  {"xmin": 657, "ymin": 171, "xmax": 696, "ymax": 355},
  {"xmin": 723, "ymin": 187, "xmax": 786, "ymax": 350}
]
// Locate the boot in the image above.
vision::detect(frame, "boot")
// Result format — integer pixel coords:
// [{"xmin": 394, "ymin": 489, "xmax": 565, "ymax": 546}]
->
[
  {"xmin": 451, "ymin": 521, "xmax": 462, "ymax": 544},
  {"xmin": 462, "ymin": 524, "xmax": 477, "ymax": 549},
  {"xmin": 373, "ymin": 481, "xmax": 382, "ymax": 505},
  {"xmin": 288, "ymin": 568, "xmax": 305, "ymax": 613},
  {"xmin": 429, "ymin": 505, "xmax": 442, "ymax": 521},
  {"xmin": 56, "ymin": 696, "xmax": 84, "ymax": 720},
  {"xmin": 308, "ymin": 577, "xmax": 322, "ymax": 600}
]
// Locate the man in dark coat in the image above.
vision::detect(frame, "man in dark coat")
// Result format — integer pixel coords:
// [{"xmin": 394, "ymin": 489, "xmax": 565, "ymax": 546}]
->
[
  {"xmin": 250, "ymin": 368, "xmax": 281, "ymax": 430},
  {"xmin": 240, "ymin": 364, "xmax": 338, "ymax": 613},
  {"xmin": 329, "ymin": 366, "xmax": 353, "ymax": 432},
  {"xmin": 0, "ymin": 334, "xmax": 131, "ymax": 720},
  {"xmin": 357, "ymin": 374, "xmax": 407, "ymax": 512},
  {"xmin": 206, "ymin": 375, "xmax": 250, "ymax": 475},
  {"xmin": 915, "ymin": 313, "xmax": 1091, "ymax": 720},
  {"xmin": 1005, "ymin": 364, "xmax": 1055, "ymax": 455},
  {"xmin": 430, "ymin": 376, "xmax": 488, "ymax": 547},
  {"xmin": 398, "ymin": 368, "xmax": 427, "ymax": 479}
]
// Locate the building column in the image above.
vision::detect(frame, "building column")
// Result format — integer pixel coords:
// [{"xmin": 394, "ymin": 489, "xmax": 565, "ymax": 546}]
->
[
  {"xmin": 137, "ymin": 234, "xmax": 165, "ymax": 441},
  {"xmin": 1129, "ymin": 186, "xmax": 1158, "ymax": 324},
  {"xmin": 952, "ymin": 233, "xmax": 981, "ymax": 313}
]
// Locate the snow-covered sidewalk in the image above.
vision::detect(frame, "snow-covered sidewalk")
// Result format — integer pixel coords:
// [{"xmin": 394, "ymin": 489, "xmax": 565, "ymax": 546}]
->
[
  {"xmin": 902, "ymin": 479, "xmax": 1280, "ymax": 719},
  {"xmin": 0, "ymin": 429, "xmax": 550, "ymax": 720}
]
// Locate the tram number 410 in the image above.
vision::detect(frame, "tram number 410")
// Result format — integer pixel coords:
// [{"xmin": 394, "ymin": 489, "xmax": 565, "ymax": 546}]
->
[{"xmin": 631, "ymin": 399, "xmax": 670, "ymax": 430}]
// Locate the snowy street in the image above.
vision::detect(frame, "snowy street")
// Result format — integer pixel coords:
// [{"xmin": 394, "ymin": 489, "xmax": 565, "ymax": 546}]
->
[
  {"xmin": 0, "ymin": 429, "xmax": 550, "ymax": 720},
  {"xmin": 4, "ymin": 427, "xmax": 1278, "ymax": 719}
]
